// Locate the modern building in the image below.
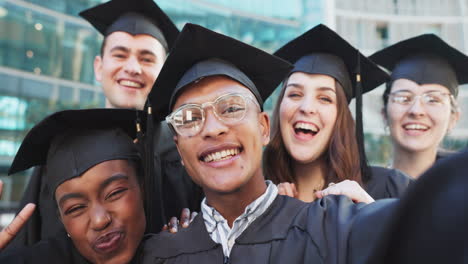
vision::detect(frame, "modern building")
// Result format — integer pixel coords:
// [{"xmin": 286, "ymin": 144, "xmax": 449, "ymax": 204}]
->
[
  {"xmin": 327, "ymin": 0, "xmax": 468, "ymax": 163},
  {"xmin": 0, "ymin": 0, "xmax": 467, "ymax": 221}
]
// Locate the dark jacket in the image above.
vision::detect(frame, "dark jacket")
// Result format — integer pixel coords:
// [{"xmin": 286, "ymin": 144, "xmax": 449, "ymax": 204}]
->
[
  {"xmin": 142, "ymin": 195, "xmax": 397, "ymax": 264},
  {"xmin": 365, "ymin": 166, "xmax": 413, "ymax": 200}
]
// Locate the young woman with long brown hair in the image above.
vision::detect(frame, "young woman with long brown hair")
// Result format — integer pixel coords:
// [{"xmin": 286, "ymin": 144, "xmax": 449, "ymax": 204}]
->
[{"xmin": 264, "ymin": 24, "xmax": 412, "ymax": 202}]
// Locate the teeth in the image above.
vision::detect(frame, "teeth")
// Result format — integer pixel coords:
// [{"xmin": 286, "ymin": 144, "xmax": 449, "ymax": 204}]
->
[
  {"xmin": 294, "ymin": 122, "xmax": 318, "ymax": 132},
  {"xmin": 203, "ymin": 148, "xmax": 240, "ymax": 163},
  {"xmin": 119, "ymin": 80, "xmax": 142, "ymax": 88},
  {"xmin": 404, "ymin": 124, "xmax": 429, "ymax": 130}
]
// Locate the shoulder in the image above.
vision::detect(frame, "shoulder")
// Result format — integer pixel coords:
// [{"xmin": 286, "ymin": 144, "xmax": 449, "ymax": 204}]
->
[
  {"xmin": 142, "ymin": 214, "xmax": 218, "ymax": 260},
  {"xmin": 366, "ymin": 166, "xmax": 413, "ymax": 199}
]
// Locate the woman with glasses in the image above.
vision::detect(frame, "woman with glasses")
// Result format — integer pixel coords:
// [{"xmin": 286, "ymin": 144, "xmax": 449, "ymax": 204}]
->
[
  {"xmin": 370, "ymin": 34, "xmax": 464, "ymax": 178},
  {"xmin": 263, "ymin": 24, "xmax": 412, "ymax": 203}
]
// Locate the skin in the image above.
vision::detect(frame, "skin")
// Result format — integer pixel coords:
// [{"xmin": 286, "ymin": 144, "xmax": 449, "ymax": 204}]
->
[
  {"xmin": 384, "ymin": 79, "xmax": 460, "ymax": 178},
  {"xmin": 0, "ymin": 180, "xmax": 36, "ymax": 250},
  {"xmin": 277, "ymin": 72, "xmax": 373, "ymax": 203},
  {"xmin": 55, "ymin": 160, "xmax": 145, "ymax": 264},
  {"xmin": 94, "ymin": 32, "xmax": 166, "ymax": 110},
  {"xmin": 173, "ymin": 76, "xmax": 270, "ymax": 226}
]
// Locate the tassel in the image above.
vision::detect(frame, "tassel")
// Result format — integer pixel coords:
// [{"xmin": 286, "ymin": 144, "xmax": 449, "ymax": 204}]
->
[
  {"xmin": 355, "ymin": 50, "xmax": 372, "ymax": 183},
  {"xmin": 143, "ymin": 100, "xmax": 166, "ymax": 233}
]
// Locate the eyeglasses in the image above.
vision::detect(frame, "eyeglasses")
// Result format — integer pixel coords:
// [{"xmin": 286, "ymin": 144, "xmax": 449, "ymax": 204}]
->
[
  {"xmin": 166, "ymin": 93, "xmax": 259, "ymax": 137},
  {"xmin": 389, "ymin": 91, "xmax": 453, "ymax": 107}
]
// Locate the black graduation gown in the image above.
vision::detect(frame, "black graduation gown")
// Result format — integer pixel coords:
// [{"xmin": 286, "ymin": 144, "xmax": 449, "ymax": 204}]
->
[
  {"xmin": 364, "ymin": 166, "xmax": 413, "ymax": 200},
  {"xmin": 0, "ymin": 231, "xmax": 89, "ymax": 264},
  {"xmin": 7, "ymin": 121, "xmax": 204, "ymax": 249},
  {"xmin": 141, "ymin": 195, "xmax": 397, "ymax": 264},
  {"xmin": 0, "ymin": 230, "xmax": 147, "ymax": 264}
]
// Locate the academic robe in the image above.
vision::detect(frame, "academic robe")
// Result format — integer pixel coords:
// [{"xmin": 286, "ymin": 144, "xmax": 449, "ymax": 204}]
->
[
  {"xmin": 364, "ymin": 166, "xmax": 413, "ymax": 200},
  {"xmin": 0, "ymin": 230, "xmax": 146, "ymax": 264},
  {"xmin": 7, "ymin": 121, "xmax": 204, "ymax": 249},
  {"xmin": 141, "ymin": 195, "xmax": 397, "ymax": 264}
]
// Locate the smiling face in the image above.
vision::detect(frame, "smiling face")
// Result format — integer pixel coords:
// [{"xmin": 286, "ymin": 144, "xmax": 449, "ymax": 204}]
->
[
  {"xmin": 94, "ymin": 31, "xmax": 166, "ymax": 110},
  {"xmin": 55, "ymin": 159, "xmax": 145, "ymax": 264},
  {"xmin": 279, "ymin": 72, "xmax": 338, "ymax": 164},
  {"xmin": 172, "ymin": 76, "xmax": 270, "ymax": 196},
  {"xmin": 385, "ymin": 78, "xmax": 459, "ymax": 154}
]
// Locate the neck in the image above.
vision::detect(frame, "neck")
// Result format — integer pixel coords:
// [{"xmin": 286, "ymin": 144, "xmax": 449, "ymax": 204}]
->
[
  {"xmin": 204, "ymin": 170, "xmax": 267, "ymax": 227},
  {"xmin": 293, "ymin": 158, "xmax": 327, "ymax": 203},
  {"xmin": 392, "ymin": 145, "xmax": 437, "ymax": 179}
]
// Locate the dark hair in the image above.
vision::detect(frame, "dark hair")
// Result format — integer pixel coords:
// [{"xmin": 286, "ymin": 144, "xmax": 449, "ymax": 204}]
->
[
  {"xmin": 100, "ymin": 37, "xmax": 108, "ymax": 56},
  {"xmin": 263, "ymin": 76, "xmax": 363, "ymax": 188}
]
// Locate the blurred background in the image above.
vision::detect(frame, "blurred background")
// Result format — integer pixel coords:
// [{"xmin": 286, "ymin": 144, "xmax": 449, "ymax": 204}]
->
[{"xmin": 1, "ymin": 0, "xmax": 467, "ymax": 226}]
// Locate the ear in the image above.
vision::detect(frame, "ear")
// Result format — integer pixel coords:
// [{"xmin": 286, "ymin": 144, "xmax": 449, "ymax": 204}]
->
[
  {"xmin": 448, "ymin": 110, "xmax": 460, "ymax": 132},
  {"xmin": 94, "ymin": 55, "xmax": 103, "ymax": 82},
  {"xmin": 258, "ymin": 112, "xmax": 271, "ymax": 146}
]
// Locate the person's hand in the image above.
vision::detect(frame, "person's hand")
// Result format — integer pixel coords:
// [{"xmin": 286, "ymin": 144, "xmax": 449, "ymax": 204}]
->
[
  {"xmin": 0, "ymin": 180, "xmax": 36, "ymax": 250},
  {"xmin": 277, "ymin": 182, "xmax": 298, "ymax": 198},
  {"xmin": 315, "ymin": 180, "xmax": 375, "ymax": 204},
  {"xmin": 161, "ymin": 208, "xmax": 198, "ymax": 233}
]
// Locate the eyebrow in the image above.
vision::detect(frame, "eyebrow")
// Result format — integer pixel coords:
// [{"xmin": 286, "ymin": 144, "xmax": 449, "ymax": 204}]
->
[
  {"xmin": 57, "ymin": 174, "xmax": 129, "ymax": 207},
  {"xmin": 109, "ymin": 46, "xmax": 157, "ymax": 57},
  {"xmin": 99, "ymin": 174, "xmax": 129, "ymax": 192},
  {"xmin": 109, "ymin": 46, "xmax": 130, "ymax": 53},
  {"xmin": 286, "ymin": 83, "xmax": 336, "ymax": 93}
]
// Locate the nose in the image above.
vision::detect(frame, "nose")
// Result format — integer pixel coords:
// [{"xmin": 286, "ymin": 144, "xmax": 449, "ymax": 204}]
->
[
  {"xmin": 123, "ymin": 56, "xmax": 142, "ymax": 75},
  {"xmin": 299, "ymin": 96, "xmax": 317, "ymax": 115},
  {"xmin": 89, "ymin": 204, "xmax": 112, "ymax": 231},
  {"xmin": 200, "ymin": 108, "xmax": 228, "ymax": 139},
  {"xmin": 407, "ymin": 96, "xmax": 426, "ymax": 118}
]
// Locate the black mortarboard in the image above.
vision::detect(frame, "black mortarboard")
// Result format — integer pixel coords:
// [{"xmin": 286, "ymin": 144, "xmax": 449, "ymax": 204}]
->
[
  {"xmin": 8, "ymin": 109, "xmax": 144, "ymax": 194},
  {"xmin": 274, "ymin": 24, "xmax": 389, "ymax": 183},
  {"xmin": 79, "ymin": 0, "xmax": 179, "ymax": 51},
  {"xmin": 367, "ymin": 149, "xmax": 468, "ymax": 264},
  {"xmin": 146, "ymin": 23, "xmax": 293, "ymax": 119},
  {"xmin": 274, "ymin": 24, "xmax": 389, "ymax": 102},
  {"xmin": 370, "ymin": 34, "xmax": 468, "ymax": 97}
]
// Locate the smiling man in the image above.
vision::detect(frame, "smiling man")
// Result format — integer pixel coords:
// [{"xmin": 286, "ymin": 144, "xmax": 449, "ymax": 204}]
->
[{"xmin": 140, "ymin": 24, "xmax": 399, "ymax": 264}]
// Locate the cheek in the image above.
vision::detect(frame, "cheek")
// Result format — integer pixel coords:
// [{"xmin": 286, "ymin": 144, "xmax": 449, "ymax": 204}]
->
[{"xmin": 278, "ymin": 100, "xmax": 295, "ymax": 122}]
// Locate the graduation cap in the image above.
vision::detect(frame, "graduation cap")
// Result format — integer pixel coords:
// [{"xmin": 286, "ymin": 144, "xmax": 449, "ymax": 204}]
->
[
  {"xmin": 8, "ymin": 109, "xmax": 145, "ymax": 194},
  {"xmin": 274, "ymin": 24, "xmax": 389, "ymax": 183},
  {"xmin": 79, "ymin": 0, "xmax": 179, "ymax": 51},
  {"xmin": 274, "ymin": 24, "xmax": 389, "ymax": 102},
  {"xmin": 146, "ymin": 23, "xmax": 293, "ymax": 119},
  {"xmin": 370, "ymin": 34, "xmax": 468, "ymax": 97}
]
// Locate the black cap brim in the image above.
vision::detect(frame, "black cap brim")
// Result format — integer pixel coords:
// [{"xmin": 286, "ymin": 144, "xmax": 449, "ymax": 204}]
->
[
  {"xmin": 79, "ymin": 0, "xmax": 179, "ymax": 50},
  {"xmin": 274, "ymin": 24, "xmax": 389, "ymax": 101},
  {"xmin": 148, "ymin": 23, "xmax": 293, "ymax": 120},
  {"xmin": 9, "ymin": 108, "xmax": 144, "ymax": 176},
  {"xmin": 370, "ymin": 34, "xmax": 468, "ymax": 96}
]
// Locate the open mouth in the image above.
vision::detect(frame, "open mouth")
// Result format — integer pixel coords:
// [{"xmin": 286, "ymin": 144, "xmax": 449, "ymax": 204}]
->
[
  {"xmin": 294, "ymin": 122, "xmax": 319, "ymax": 137},
  {"xmin": 118, "ymin": 79, "xmax": 144, "ymax": 88},
  {"xmin": 200, "ymin": 147, "xmax": 243, "ymax": 163},
  {"xmin": 403, "ymin": 123, "xmax": 429, "ymax": 132}
]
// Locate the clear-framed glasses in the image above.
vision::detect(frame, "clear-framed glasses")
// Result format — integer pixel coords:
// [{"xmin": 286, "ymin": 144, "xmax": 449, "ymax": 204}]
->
[
  {"xmin": 389, "ymin": 90, "xmax": 454, "ymax": 108},
  {"xmin": 166, "ymin": 93, "xmax": 259, "ymax": 137}
]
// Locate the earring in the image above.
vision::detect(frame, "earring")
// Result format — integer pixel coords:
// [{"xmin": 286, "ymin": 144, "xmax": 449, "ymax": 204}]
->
[{"xmin": 67, "ymin": 233, "xmax": 71, "ymax": 238}]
